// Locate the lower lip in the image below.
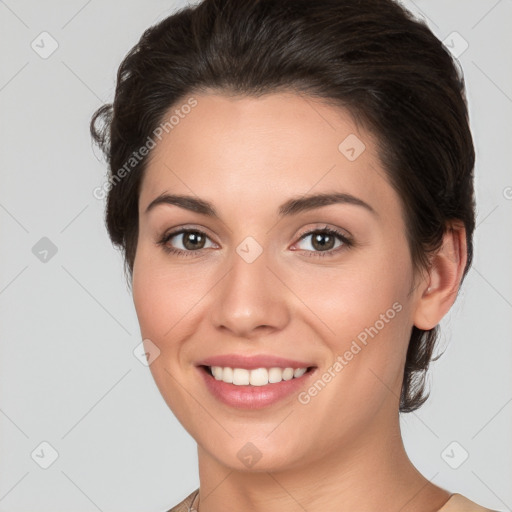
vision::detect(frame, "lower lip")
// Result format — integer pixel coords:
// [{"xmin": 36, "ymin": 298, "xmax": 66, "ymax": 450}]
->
[{"xmin": 198, "ymin": 366, "xmax": 316, "ymax": 409}]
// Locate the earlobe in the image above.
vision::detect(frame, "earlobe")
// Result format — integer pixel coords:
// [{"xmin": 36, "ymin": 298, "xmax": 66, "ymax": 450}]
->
[{"xmin": 413, "ymin": 221, "xmax": 468, "ymax": 330}]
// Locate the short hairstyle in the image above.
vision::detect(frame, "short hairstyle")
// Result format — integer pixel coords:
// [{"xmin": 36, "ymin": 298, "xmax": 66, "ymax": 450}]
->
[{"xmin": 90, "ymin": 0, "xmax": 476, "ymax": 413}]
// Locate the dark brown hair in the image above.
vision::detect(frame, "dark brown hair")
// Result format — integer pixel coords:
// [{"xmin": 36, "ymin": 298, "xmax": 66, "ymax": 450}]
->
[{"xmin": 90, "ymin": 0, "xmax": 476, "ymax": 413}]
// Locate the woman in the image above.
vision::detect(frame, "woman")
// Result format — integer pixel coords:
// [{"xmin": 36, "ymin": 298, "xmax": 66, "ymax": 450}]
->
[{"xmin": 90, "ymin": 0, "xmax": 498, "ymax": 510}]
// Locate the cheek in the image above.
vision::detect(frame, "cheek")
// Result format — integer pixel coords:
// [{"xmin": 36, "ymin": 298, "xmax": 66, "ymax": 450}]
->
[
  {"xmin": 132, "ymin": 240, "xmax": 224, "ymax": 375},
  {"xmin": 132, "ymin": 259, "xmax": 205, "ymax": 344},
  {"xmin": 287, "ymin": 246, "xmax": 412, "ymax": 339},
  {"xmin": 285, "ymin": 247, "xmax": 414, "ymax": 395},
  {"xmin": 131, "ymin": 251, "xmax": 211, "ymax": 415}
]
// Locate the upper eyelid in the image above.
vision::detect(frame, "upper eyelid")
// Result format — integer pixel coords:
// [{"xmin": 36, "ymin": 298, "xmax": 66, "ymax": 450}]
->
[
  {"xmin": 162, "ymin": 228, "xmax": 218, "ymax": 247},
  {"xmin": 161, "ymin": 224, "xmax": 216, "ymax": 240},
  {"xmin": 297, "ymin": 225, "xmax": 350, "ymax": 240}
]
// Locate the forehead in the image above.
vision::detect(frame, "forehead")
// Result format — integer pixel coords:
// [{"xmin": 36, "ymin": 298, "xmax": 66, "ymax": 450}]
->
[{"xmin": 139, "ymin": 91, "xmax": 396, "ymax": 217}]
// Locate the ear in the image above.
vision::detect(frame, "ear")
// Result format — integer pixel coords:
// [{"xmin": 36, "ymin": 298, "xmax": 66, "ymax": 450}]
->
[{"xmin": 413, "ymin": 221, "xmax": 468, "ymax": 330}]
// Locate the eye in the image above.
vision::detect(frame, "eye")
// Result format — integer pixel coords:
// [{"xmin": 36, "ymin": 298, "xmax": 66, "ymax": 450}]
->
[
  {"xmin": 157, "ymin": 225, "xmax": 353, "ymax": 259},
  {"xmin": 157, "ymin": 228, "xmax": 217, "ymax": 256},
  {"xmin": 293, "ymin": 225, "xmax": 353, "ymax": 258}
]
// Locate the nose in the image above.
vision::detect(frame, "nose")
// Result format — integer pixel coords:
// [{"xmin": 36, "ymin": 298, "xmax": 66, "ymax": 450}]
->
[{"xmin": 210, "ymin": 246, "xmax": 291, "ymax": 339}]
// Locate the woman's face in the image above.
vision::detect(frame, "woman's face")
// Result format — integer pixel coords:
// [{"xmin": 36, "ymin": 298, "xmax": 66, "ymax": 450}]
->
[{"xmin": 132, "ymin": 91, "xmax": 425, "ymax": 471}]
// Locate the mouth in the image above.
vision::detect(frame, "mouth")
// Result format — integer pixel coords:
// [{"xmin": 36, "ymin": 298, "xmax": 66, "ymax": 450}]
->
[
  {"xmin": 200, "ymin": 365, "xmax": 316, "ymax": 386},
  {"xmin": 197, "ymin": 363, "xmax": 318, "ymax": 409}
]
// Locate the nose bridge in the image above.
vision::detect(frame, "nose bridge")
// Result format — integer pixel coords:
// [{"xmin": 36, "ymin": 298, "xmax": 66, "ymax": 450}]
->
[{"xmin": 210, "ymin": 239, "xmax": 289, "ymax": 336}]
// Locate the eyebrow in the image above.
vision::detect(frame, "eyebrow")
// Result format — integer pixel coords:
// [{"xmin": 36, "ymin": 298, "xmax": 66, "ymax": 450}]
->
[{"xmin": 144, "ymin": 191, "xmax": 377, "ymax": 217}]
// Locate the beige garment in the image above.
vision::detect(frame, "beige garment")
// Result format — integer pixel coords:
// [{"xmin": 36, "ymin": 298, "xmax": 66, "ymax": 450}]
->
[
  {"xmin": 165, "ymin": 489, "xmax": 500, "ymax": 512},
  {"xmin": 166, "ymin": 488, "xmax": 198, "ymax": 512},
  {"xmin": 438, "ymin": 493, "xmax": 499, "ymax": 512}
]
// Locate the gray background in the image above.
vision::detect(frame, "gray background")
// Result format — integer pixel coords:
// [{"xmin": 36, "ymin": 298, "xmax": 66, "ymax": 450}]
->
[{"xmin": 0, "ymin": 1, "xmax": 511, "ymax": 511}]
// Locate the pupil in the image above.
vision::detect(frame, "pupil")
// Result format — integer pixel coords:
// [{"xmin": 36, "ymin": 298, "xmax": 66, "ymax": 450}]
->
[
  {"xmin": 184, "ymin": 232, "xmax": 204, "ymax": 250},
  {"xmin": 313, "ymin": 232, "xmax": 334, "ymax": 251}
]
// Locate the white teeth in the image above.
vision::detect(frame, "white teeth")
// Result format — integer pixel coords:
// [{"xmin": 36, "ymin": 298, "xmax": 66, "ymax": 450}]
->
[
  {"xmin": 282, "ymin": 368, "xmax": 294, "ymax": 381},
  {"xmin": 232, "ymin": 368, "xmax": 250, "ymax": 385},
  {"xmin": 209, "ymin": 366, "xmax": 309, "ymax": 385},
  {"xmin": 249, "ymin": 368, "xmax": 268, "ymax": 386},
  {"xmin": 222, "ymin": 366, "xmax": 233, "ymax": 383},
  {"xmin": 268, "ymin": 367, "xmax": 283, "ymax": 383},
  {"xmin": 211, "ymin": 366, "xmax": 223, "ymax": 380},
  {"xmin": 294, "ymin": 367, "xmax": 307, "ymax": 378}
]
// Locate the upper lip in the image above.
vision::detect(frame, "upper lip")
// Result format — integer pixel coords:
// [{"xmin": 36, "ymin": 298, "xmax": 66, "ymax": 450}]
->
[{"xmin": 197, "ymin": 354, "xmax": 316, "ymax": 370}]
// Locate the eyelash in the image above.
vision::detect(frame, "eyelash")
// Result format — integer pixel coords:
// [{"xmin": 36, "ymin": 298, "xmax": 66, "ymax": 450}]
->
[
  {"xmin": 156, "ymin": 225, "xmax": 353, "ymax": 259},
  {"xmin": 298, "ymin": 226, "xmax": 353, "ymax": 257}
]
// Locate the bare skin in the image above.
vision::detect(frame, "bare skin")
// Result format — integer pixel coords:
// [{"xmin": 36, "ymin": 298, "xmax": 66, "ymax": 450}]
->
[{"xmin": 131, "ymin": 91, "xmax": 467, "ymax": 512}]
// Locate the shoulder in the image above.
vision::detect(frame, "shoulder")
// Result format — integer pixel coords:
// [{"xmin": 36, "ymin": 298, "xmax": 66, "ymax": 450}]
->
[
  {"xmin": 163, "ymin": 488, "xmax": 199, "ymax": 512},
  {"xmin": 163, "ymin": 490, "xmax": 501, "ymax": 512},
  {"xmin": 438, "ymin": 493, "xmax": 501, "ymax": 512}
]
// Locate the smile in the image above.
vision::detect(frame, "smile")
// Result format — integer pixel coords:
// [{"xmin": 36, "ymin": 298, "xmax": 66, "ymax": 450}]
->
[
  {"xmin": 207, "ymin": 365, "xmax": 309, "ymax": 385},
  {"xmin": 197, "ymin": 360, "xmax": 317, "ymax": 409}
]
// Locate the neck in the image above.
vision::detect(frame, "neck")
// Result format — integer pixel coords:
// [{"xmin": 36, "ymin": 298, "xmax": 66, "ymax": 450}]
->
[{"xmin": 195, "ymin": 408, "xmax": 450, "ymax": 512}]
